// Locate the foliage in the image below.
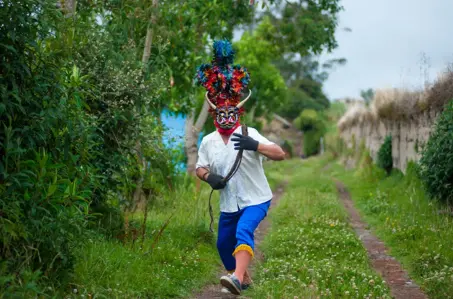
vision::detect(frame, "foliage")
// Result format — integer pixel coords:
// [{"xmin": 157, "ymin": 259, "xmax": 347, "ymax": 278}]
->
[
  {"xmin": 323, "ymin": 101, "xmax": 347, "ymax": 158},
  {"xmin": 377, "ymin": 135, "xmax": 393, "ymax": 175},
  {"xmin": 325, "ymin": 134, "xmax": 346, "ymax": 158},
  {"xmin": 248, "ymin": 159, "xmax": 391, "ymax": 298},
  {"xmin": 326, "ymin": 101, "xmax": 347, "ymax": 122},
  {"xmin": 294, "ymin": 109, "xmax": 327, "ymax": 156},
  {"xmin": 360, "ymin": 88, "xmax": 375, "ymax": 106},
  {"xmin": 260, "ymin": 0, "xmax": 343, "ymax": 56},
  {"xmin": 355, "ymin": 150, "xmax": 386, "ymax": 182},
  {"xmin": 419, "ymin": 100, "xmax": 453, "ymax": 204},
  {"xmin": 256, "ymin": 0, "xmax": 345, "ymax": 122},
  {"xmin": 0, "ymin": 0, "xmax": 180, "ymax": 294},
  {"xmin": 0, "ymin": 0, "xmax": 345, "ymax": 296},
  {"xmin": 0, "ymin": 1, "xmax": 96, "ymax": 293},
  {"xmin": 278, "ymin": 88, "xmax": 324, "ymax": 120},
  {"xmin": 71, "ymin": 181, "xmax": 222, "ymax": 298},
  {"xmin": 234, "ymin": 21, "xmax": 287, "ymax": 118}
]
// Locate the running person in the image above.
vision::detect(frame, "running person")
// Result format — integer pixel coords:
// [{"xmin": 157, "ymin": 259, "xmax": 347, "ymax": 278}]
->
[{"xmin": 195, "ymin": 40, "xmax": 285, "ymax": 295}]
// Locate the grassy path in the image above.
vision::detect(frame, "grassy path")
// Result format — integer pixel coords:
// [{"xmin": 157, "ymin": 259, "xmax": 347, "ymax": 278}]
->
[
  {"xmin": 327, "ymin": 160, "xmax": 453, "ymax": 298},
  {"xmin": 242, "ymin": 157, "xmax": 391, "ymax": 298},
  {"xmin": 335, "ymin": 180, "xmax": 426, "ymax": 299},
  {"xmin": 69, "ymin": 156, "xmax": 451, "ymax": 298}
]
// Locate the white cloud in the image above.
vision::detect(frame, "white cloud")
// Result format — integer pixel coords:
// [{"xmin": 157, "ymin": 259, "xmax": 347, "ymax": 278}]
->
[{"xmin": 319, "ymin": 0, "xmax": 453, "ymax": 100}]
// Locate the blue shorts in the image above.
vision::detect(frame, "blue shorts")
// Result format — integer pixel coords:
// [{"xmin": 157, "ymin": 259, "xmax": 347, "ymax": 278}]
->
[{"xmin": 216, "ymin": 200, "xmax": 271, "ymax": 271}]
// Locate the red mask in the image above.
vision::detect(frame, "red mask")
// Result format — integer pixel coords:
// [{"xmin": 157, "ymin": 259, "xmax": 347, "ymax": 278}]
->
[{"xmin": 215, "ymin": 120, "xmax": 240, "ymax": 136}]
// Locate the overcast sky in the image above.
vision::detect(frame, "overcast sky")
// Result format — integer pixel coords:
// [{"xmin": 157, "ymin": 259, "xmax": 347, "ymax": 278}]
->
[
  {"xmin": 235, "ymin": 0, "xmax": 453, "ymax": 101},
  {"xmin": 319, "ymin": 0, "xmax": 453, "ymax": 100}
]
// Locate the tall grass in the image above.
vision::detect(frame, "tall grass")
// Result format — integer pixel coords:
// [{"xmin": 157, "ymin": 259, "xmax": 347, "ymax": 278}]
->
[
  {"xmin": 69, "ymin": 160, "xmax": 289, "ymax": 298},
  {"xmin": 338, "ymin": 67, "xmax": 453, "ymax": 132},
  {"xmin": 70, "ymin": 177, "xmax": 221, "ymax": 298}
]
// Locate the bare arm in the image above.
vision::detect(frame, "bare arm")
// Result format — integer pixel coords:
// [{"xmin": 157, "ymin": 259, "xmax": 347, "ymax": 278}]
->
[
  {"xmin": 196, "ymin": 167, "xmax": 210, "ymax": 181},
  {"xmin": 257, "ymin": 143, "xmax": 286, "ymax": 161}
]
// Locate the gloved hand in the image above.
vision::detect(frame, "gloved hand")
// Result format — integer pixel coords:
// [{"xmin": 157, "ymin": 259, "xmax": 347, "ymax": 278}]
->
[
  {"xmin": 231, "ymin": 133, "xmax": 259, "ymax": 151},
  {"xmin": 206, "ymin": 173, "xmax": 227, "ymax": 190}
]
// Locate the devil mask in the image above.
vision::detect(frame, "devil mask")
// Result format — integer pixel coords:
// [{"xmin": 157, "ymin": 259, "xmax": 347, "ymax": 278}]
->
[{"xmin": 195, "ymin": 40, "xmax": 251, "ymax": 135}]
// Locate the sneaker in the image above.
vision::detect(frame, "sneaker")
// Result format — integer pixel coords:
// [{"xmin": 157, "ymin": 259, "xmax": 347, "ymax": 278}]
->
[
  {"xmin": 242, "ymin": 270, "xmax": 253, "ymax": 290},
  {"xmin": 221, "ymin": 287, "xmax": 232, "ymax": 294},
  {"xmin": 220, "ymin": 273, "xmax": 242, "ymax": 295},
  {"xmin": 241, "ymin": 283, "xmax": 250, "ymax": 290}
]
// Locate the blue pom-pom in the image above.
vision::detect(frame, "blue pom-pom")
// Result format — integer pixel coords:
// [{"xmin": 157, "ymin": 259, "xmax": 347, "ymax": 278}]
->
[
  {"xmin": 213, "ymin": 40, "xmax": 234, "ymax": 66},
  {"xmin": 195, "ymin": 64, "xmax": 211, "ymax": 85}
]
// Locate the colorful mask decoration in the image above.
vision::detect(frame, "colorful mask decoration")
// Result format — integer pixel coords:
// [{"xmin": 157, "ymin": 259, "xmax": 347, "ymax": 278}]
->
[{"xmin": 195, "ymin": 40, "xmax": 251, "ymax": 135}]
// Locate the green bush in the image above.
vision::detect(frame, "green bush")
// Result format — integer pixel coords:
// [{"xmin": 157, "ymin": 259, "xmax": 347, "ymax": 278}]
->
[
  {"xmin": 0, "ymin": 1, "xmax": 173, "ymax": 294},
  {"xmin": 294, "ymin": 109, "xmax": 327, "ymax": 157},
  {"xmin": 377, "ymin": 135, "xmax": 393, "ymax": 175},
  {"xmin": 355, "ymin": 150, "xmax": 387, "ymax": 182},
  {"xmin": 419, "ymin": 100, "xmax": 453, "ymax": 204}
]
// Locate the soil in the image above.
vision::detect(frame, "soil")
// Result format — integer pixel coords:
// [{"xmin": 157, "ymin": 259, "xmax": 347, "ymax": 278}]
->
[
  {"xmin": 335, "ymin": 180, "xmax": 427, "ymax": 299},
  {"xmin": 192, "ymin": 183, "xmax": 287, "ymax": 299}
]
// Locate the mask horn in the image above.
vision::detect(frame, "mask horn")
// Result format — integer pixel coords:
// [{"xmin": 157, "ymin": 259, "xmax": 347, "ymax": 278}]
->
[
  {"xmin": 205, "ymin": 92, "xmax": 217, "ymax": 110},
  {"xmin": 236, "ymin": 89, "xmax": 252, "ymax": 109}
]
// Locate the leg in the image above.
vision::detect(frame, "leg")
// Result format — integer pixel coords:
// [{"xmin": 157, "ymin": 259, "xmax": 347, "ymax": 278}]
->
[
  {"xmin": 233, "ymin": 200, "xmax": 271, "ymax": 282},
  {"xmin": 217, "ymin": 211, "xmax": 239, "ymax": 272}
]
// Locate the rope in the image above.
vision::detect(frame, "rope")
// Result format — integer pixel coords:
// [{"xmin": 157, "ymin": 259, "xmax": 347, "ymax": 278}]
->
[{"xmin": 208, "ymin": 125, "xmax": 248, "ymax": 232}]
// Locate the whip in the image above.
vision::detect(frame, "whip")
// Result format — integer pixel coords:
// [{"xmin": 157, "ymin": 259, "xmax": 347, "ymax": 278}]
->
[{"xmin": 208, "ymin": 125, "xmax": 248, "ymax": 232}]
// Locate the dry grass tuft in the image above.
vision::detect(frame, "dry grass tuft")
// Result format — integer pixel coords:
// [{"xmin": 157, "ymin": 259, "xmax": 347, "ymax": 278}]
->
[
  {"xmin": 425, "ymin": 66, "xmax": 453, "ymax": 111},
  {"xmin": 338, "ymin": 65, "xmax": 453, "ymax": 131},
  {"xmin": 371, "ymin": 88, "xmax": 425, "ymax": 120},
  {"xmin": 338, "ymin": 103, "xmax": 369, "ymax": 131}
]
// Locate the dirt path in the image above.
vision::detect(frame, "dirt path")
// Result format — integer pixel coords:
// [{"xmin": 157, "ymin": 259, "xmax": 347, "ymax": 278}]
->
[
  {"xmin": 335, "ymin": 180, "xmax": 427, "ymax": 299},
  {"xmin": 192, "ymin": 182, "xmax": 287, "ymax": 299}
]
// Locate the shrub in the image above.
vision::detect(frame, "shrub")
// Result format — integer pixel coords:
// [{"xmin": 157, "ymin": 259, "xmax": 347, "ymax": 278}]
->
[
  {"xmin": 294, "ymin": 109, "xmax": 327, "ymax": 157},
  {"xmin": 0, "ymin": 0, "xmax": 169, "ymax": 294},
  {"xmin": 419, "ymin": 100, "xmax": 453, "ymax": 204},
  {"xmin": 325, "ymin": 133, "xmax": 345, "ymax": 158},
  {"xmin": 377, "ymin": 135, "xmax": 393, "ymax": 175},
  {"xmin": 355, "ymin": 150, "xmax": 386, "ymax": 182}
]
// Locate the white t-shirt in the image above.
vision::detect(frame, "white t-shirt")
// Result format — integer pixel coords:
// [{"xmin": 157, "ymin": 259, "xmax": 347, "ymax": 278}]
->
[{"xmin": 196, "ymin": 126, "xmax": 274, "ymax": 213}]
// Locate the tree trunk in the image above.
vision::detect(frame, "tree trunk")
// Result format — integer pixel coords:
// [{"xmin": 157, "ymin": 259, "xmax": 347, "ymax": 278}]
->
[
  {"xmin": 142, "ymin": 0, "xmax": 159, "ymax": 65},
  {"xmin": 134, "ymin": 0, "xmax": 159, "ymax": 203},
  {"xmin": 185, "ymin": 99, "xmax": 210, "ymax": 174}
]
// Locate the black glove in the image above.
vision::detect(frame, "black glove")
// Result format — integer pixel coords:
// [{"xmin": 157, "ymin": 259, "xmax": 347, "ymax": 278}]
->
[
  {"xmin": 206, "ymin": 173, "xmax": 227, "ymax": 190},
  {"xmin": 231, "ymin": 133, "xmax": 259, "ymax": 151}
]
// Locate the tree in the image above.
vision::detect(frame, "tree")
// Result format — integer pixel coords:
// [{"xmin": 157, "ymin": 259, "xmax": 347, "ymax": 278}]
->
[
  {"xmin": 157, "ymin": 1, "xmax": 255, "ymax": 174},
  {"xmin": 234, "ymin": 28, "xmax": 287, "ymax": 120},
  {"xmin": 294, "ymin": 109, "xmax": 327, "ymax": 156},
  {"xmin": 360, "ymin": 88, "xmax": 375, "ymax": 106},
  {"xmin": 258, "ymin": 0, "xmax": 343, "ymax": 57},
  {"xmin": 256, "ymin": 0, "xmax": 346, "ymax": 121}
]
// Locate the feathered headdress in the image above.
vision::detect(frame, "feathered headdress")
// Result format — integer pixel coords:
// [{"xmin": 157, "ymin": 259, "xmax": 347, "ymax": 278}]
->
[{"xmin": 195, "ymin": 40, "xmax": 251, "ymax": 115}]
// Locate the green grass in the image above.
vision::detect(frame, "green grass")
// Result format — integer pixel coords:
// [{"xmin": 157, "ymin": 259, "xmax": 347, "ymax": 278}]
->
[
  {"xmin": 68, "ymin": 177, "xmax": 222, "ymax": 298},
  {"xmin": 67, "ymin": 160, "xmax": 289, "ymax": 299},
  {"xmin": 327, "ymin": 160, "xmax": 453, "ymax": 299},
  {"xmin": 246, "ymin": 157, "xmax": 391, "ymax": 298}
]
